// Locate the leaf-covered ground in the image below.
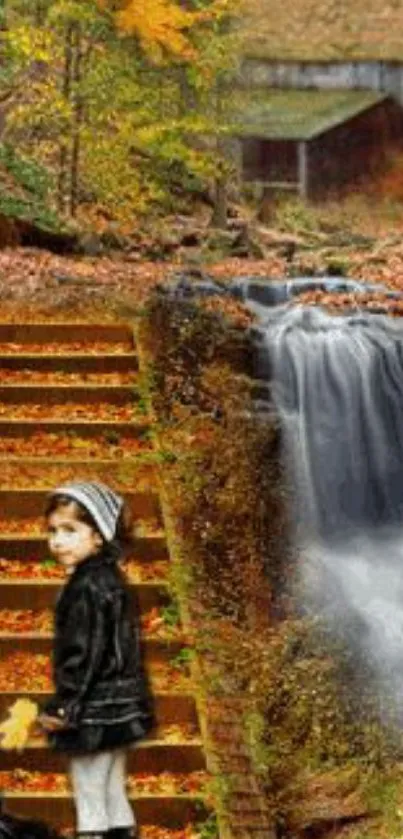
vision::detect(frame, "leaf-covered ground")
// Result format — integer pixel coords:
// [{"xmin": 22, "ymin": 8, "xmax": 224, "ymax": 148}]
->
[{"xmin": 0, "ymin": 234, "xmax": 402, "ymax": 323}]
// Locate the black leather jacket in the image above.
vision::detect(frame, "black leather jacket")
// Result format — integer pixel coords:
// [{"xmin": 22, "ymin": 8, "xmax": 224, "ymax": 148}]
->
[{"xmin": 43, "ymin": 545, "xmax": 154, "ymax": 753}]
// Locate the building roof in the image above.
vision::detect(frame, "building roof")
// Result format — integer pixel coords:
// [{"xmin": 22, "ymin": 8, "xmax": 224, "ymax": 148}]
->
[
  {"xmin": 242, "ymin": 0, "xmax": 403, "ymax": 61},
  {"xmin": 233, "ymin": 88, "xmax": 388, "ymax": 141}
]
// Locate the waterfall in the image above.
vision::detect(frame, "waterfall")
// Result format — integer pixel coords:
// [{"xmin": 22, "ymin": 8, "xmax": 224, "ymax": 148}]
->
[
  {"xmin": 167, "ymin": 269, "xmax": 403, "ymax": 709},
  {"xmin": 257, "ymin": 304, "xmax": 403, "ymax": 706}
]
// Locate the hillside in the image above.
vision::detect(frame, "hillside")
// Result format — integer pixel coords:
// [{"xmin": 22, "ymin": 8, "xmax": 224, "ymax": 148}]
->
[{"xmin": 242, "ymin": 0, "xmax": 403, "ymax": 60}]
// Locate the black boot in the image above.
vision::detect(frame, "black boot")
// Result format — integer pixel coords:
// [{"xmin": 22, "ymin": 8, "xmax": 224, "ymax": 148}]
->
[{"xmin": 107, "ymin": 829, "xmax": 139, "ymax": 839}]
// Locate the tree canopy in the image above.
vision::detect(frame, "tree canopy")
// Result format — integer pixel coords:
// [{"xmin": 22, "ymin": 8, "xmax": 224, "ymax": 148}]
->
[{"xmin": 0, "ymin": 0, "xmax": 241, "ymax": 226}]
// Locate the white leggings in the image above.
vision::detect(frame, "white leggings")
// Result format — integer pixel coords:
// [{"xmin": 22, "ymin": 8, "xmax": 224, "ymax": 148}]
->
[{"xmin": 69, "ymin": 749, "xmax": 136, "ymax": 832}]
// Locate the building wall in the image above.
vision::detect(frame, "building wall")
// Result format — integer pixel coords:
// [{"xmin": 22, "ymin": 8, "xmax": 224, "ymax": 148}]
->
[
  {"xmin": 238, "ymin": 98, "xmax": 403, "ymax": 199},
  {"xmin": 240, "ymin": 60, "xmax": 403, "ymax": 105},
  {"xmin": 242, "ymin": 138, "xmax": 298, "ymax": 184},
  {"xmin": 307, "ymin": 98, "xmax": 403, "ymax": 198}
]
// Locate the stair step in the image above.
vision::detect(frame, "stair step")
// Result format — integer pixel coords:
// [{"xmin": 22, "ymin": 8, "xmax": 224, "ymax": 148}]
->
[
  {"xmin": 2, "ymin": 791, "xmax": 209, "ymax": 829},
  {"xmin": 0, "ymin": 653, "xmax": 191, "ymax": 693},
  {"xmin": 0, "ymin": 408, "xmax": 146, "ymax": 424},
  {"xmin": 0, "ymin": 739, "xmax": 205, "ymax": 774},
  {"xmin": 0, "ymin": 580, "xmax": 170, "ymax": 610},
  {"xmin": 0, "ymin": 419, "xmax": 149, "ymax": 433},
  {"xmin": 0, "ymin": 354, "xmax": 138, "ymax": 374},
  {"xmin": 0, "ymin": 460, "xmax": 157, "ymax": 492},
  {"xmin": 0, "ymin": 428, "xmax": 152, "ymax": 459},
  {"xmin": 0, "ymin": 605, "xmax": 181, "ymax": 639},
  {"xmin": 0, "ymin": 435, "xmax": 152, "ymax": 459},
  {"xmin": 0, "ymin": 387, "xmax": 144, "ymax": 423},
  {"xmin": 0, "ymin": 385, "xmax": 138, "ymax": 399},
  {"xmin": 0, "ymin": 527, "xmax": 162, "ymax": 546},
  {"xmin": 0, "ymin": 319, "xmax": 215, "ymax": 836},
  {"xmin": 0, "ymin": 343, "xmax": 133, "ymax": 357},
  {"xmin": 50, "ymin": 827, "xmax": 204, "ymax": 839},
  {"xmin": 0, "ymin": 390, "xmax": 142, "ymax": 422},
  {"xmin": 0, "ymin": 550, "xmax": 167, "ymax": 572},
  {"xmin": 0, "ymin": 634, "xmax": 184, "ymax": 661},
  {"xmin": 0, "ymin": 489, "xmax": 161, "ymax": 523},
  {"xmin": 5, "ymin": 824, "xmax": 205, "ymax": 839},
  {"xmin": 0, "ymin": 692, "xmax": 198, "ymax": 726},
  {"xmin": 0, "ymin": 536, "xmax": 167, "ymax": 561},
  {"xmin": 0, "ymin": 323, "xmax": 134, "ymax": 345},
  {"xmin": 127, "ymin": 829, "xmax": 207, "ymax": 839}
]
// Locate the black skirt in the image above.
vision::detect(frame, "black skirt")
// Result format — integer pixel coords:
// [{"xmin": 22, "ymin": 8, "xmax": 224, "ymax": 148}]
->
[{"xmin": 48, "ymin": 716, "xmax": 151, "ymax": 755}]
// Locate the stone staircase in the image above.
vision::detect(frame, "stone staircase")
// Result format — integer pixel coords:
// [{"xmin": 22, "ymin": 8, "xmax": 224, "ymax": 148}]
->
[{"xmin": 0, "ymin": 322, "xmax": 213, "ymax": 838}]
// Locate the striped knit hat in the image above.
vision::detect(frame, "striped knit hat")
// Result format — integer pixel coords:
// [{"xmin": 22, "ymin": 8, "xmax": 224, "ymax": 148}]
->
[{"xmin": 50, "ymin": 481, "xmax": 124, "ymax": 542}]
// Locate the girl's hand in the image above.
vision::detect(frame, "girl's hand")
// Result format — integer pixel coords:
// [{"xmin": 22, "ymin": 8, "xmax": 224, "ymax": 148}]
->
[{"xmin": 37, "ymin": 713, "xmax": 68, "ymax": 732}]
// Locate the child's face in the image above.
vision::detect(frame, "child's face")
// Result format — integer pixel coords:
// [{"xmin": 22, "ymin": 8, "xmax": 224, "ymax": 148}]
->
[{"xmin": 47, "ymin": 502, "xmax": 102, "ymax": 573}]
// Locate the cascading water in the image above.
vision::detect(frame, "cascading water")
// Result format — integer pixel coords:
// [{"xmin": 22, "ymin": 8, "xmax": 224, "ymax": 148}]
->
[
  {"xmin": 168, "ymin": 269, "xmax": 403, "ymax": 711},
  {"xmin": 256, "ymin": 303, "xmax": 403, "ymax": 710}
]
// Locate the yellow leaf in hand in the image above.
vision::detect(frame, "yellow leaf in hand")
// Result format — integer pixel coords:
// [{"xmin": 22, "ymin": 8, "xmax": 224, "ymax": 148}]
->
[{"xmin": 0, "ymin": 698, "xmax": 39, "ymax": 751}]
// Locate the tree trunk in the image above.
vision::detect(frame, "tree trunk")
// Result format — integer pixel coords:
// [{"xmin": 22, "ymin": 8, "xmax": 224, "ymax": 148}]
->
[
  {"xmin": 211, "ymin": 169, "xmax": 228, "ymax": 229},
  {"xmin": 58, "ymin": 23, "xmax": 74, "ymax": 214},
  {"xmin": 0, "ymin": 1, "xmax": 6, "ymax": 31},
  {"xmin": 210, "ymin": 81, "xmax": 228, "ymax": 230},
  {"xmin": 69, "ymin": 23, "xmax": 83, "ymax": 217},
  {"xmin": 35, "ymin": 1, "xmax": 47, "ymax": 25}
]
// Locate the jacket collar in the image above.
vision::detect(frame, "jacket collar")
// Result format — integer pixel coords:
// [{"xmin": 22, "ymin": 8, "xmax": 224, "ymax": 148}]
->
[{"xmin": 70, "ymin": 542, "xmax": 122, "ymax": 577}]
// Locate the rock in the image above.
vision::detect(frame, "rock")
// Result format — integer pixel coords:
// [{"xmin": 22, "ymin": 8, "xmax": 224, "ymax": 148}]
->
[
  {"xmin": 180, "ymin": 230, "xmax": 202, "ymax": 247},
  {"xmin": 78, "ymin": 232, "xmax": 103, "ymax": 256},
  {"xmin": 164, "ymin": 270, "xmax": 225, "ymax": 300}
]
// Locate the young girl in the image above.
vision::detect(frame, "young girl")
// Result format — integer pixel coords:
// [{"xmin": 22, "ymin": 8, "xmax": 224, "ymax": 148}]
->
[{"xmin": 38, "ymin": 481, "xmax": 154, "ymax": 839}]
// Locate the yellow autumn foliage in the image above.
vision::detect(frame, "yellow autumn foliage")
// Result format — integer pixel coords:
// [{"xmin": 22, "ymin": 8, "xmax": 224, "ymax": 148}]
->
[
  {"xmin": 117, "ymin": 0, "xmax": 200, "ymax": 61},
  {"xmin": 101, "ymin": 0, "xmax": 230, "ymax": 63},
  {"xmin": 0, "ymin": 698, "xmax": 39, "ymax": 751}
]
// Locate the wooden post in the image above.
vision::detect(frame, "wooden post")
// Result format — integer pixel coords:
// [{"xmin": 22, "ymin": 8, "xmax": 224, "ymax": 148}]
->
[{"xmin": 298, "ymin": 140, "xmax": 308, "ymax": 199}]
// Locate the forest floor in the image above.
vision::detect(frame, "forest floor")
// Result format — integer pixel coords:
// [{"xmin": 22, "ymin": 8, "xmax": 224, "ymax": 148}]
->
[{"xmin": 1, "ymin": 216, "xmax": 403, "ymax": 320}]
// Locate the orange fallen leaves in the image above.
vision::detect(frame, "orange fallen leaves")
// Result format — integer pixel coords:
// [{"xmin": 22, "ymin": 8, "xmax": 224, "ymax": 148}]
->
[
  {"xmin": 0, "ymin": 462, "xmax": 152, "ymax": 490},
  {"xmin": 0, "ymin": 606, "xmax": 181, "ymax": 639},
  {"xmin": 0, "ymin": 516, "xmax": 44, "ymax": 534},
  {"xmin": 140, "ymin": 828, "xmax": 204, "ymax": 839},
  {"xmin": 0, "ymin": 557, "xmax": 169, "ymax": 582},
  {"xmin": 0, "ymin": 770, "xmax": 67, "ymax": 792},
  {"xmin": 294, "ymin": 290, "xmax": 403, "ymax": 316},
  {"xmin": 127, "ymin": 769, "xmax": 208, "ymax": 794},
  {"xmin": 0, "ymin": 768, "xmax": 207, "ymax": 796},
  {"xmin": 0, "ymin": 608, "xmax": 53, "ymax": 633},
  {"xmin": 0, "ymin": 431, "xmax": 151, "ymax": 458},
  {"xmin": 0, "ymin": 401, "xmax": 140, "ymax": 422},
  {"xmin": 0, "ymin": 515, "xmax": 162, "ymax": 537},
  {"xmin": 199, "ymin": 297, "xmax": 253, "ymax": 329},
  {"xmin": 0, "ymin": 369, "xmax": 136, "ymax": 385},
  {"xmin": 0, "ymin": 341, "xmax": 132, "ymax": 355},
  {"xmin": 0, "ymin": 557, "xmax": 65, "ymax": 578},
  {"xmin": 0, "ymin": 653, "xmax": 52, "ymax": 691}
]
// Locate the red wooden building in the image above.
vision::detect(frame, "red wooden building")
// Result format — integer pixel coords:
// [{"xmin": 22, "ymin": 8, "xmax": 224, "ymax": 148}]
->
[{"xmin": 235, "ymin": 88, "xmax": 403, "ymax": 199}]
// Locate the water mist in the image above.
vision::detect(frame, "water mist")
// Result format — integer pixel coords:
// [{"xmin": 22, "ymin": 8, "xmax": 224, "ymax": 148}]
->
[{"xmin": 258, "ymin": 304, "xmax": 403, "ymax": 718}]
